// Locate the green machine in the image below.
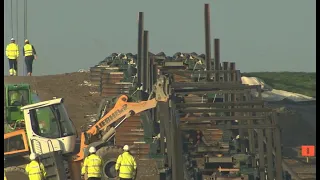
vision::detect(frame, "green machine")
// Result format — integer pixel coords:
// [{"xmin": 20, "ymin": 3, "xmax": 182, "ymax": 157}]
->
[{"xmin": 4, "ymin": 83, "xmax": 49, "ymax": 133}]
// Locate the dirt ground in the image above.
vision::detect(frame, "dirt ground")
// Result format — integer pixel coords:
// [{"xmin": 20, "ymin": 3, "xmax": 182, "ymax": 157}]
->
[{"xmin": 4, "ymin": 72, "xmax": 316, "ymax": 179}]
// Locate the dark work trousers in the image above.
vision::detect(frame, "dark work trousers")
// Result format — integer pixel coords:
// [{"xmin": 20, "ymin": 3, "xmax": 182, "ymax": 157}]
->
[
  {"xmin": 88, "ymin": 177, "xmax": 101, "ymax": 180},
  {"xmin": 8, "ymin": 59, "xmax": 17, "ymax": 71},
  {"xmin": 120, "ymin": 178, "xmax": 133, "ymax": 180},
  {"xmin": 25, "ymin": 55, "xmax": 34, "ymax": 73}
]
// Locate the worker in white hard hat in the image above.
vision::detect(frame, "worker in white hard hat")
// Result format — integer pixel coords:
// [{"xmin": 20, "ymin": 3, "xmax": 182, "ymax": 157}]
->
[
  {"xmin": 81, "ymin": 146, "xmax": 103, "ymax": 180},
  {"xmin": 115, "ymin": 145, "xmax": 137, "ymax": 180},
  {"xmin": 5, "ymin": 38, "xmax": 19, "ymax": 76},
  {"xmin": 25, "ymin": 153, "xmax": 47, "ymax": 180},
  {"xmin": 23, "ymin": 39, "xmax": 38, "ymax": 76}
]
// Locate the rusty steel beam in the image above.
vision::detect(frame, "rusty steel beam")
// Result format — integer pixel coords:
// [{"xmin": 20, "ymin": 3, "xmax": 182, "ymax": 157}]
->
[
  {"xmin": 143, "ymin": 30, "xmax": 149, "ymax": 92},
  {"xmin": 223, "ymin": 62, "xmax": 229, "ymax": 82},
  {"xmin": 158, "ymin": 102, "xmax": 172, "ymax": 167},
  {"xmin": 272, "ymin": 113, "xmax": 283, "ymax": 180},
  {"xmin": 257, "ymin": 129, "xmax": 266, "ymax": 180},
  {"xmin": 174, "ymin": 89, "xmax": 251, "ymax": 95},
  {"xmin": 204, "ymin": 3, "xmax": 212, "ymax": 81},
  {"xmin": 214, "ymin": 39, "xmax": 220, "ymax": 82},
  {"xmin": 137, "ymin": 12, "xmax": 144, "ymax": 87},
  {"xmin": 171, "ymin": 82, "xmax": 260, "ymax": 89},
  {"xmin": 181, "ymin": 108, "xmax": 273, "ymax": 113},
  {"xmin": 150, "ymin": 57, "xmax": 154, "ymax": 91},
  {"xmin": 181, "ymin": 116, "xmax": 266, "ymax": 121},
  {"xmin": 230, "ymin": 62, "xmax": 236, "ymax": 82},
  {"xmin": 266, "ymin": 116, "xmax": 275, "ymax": 180},
  {"xmin": 176, "ymin": 101, "xmax": 265, "ymax": 107},
  {"xmin": 181, "ymin": 124, "xmax": 278, "ymax": 130},
  {"xmin": 170, "ymin": 107, "xmax": 184, "ymax": 180}
]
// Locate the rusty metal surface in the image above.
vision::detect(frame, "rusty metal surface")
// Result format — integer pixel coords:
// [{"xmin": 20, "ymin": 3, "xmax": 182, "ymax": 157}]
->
[
  {"xmin": 204, "ymin": 3, "xmax": 212, "ymax": 81},
  {"xmin": 114, "ymin": 115, "xmax": 149, "ymax": 158}
]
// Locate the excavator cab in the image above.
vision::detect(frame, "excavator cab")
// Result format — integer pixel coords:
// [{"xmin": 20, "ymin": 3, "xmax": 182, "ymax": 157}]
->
[{"xmin": 21, "ymin": 98, "xmax": 77, "ymax": 156}]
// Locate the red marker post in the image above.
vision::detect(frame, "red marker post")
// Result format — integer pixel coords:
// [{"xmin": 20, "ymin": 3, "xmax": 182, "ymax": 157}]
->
[{"xmin": 301, "ymin": 145, "xmax": 315, "ymax": 163}]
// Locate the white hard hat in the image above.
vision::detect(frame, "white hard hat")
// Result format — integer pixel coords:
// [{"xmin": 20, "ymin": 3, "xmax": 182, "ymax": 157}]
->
[
  {"xmin": 10, "ymin": 38, "xmax": 15, "ymax": 41},
  {"xmin": 29, "ymin": 153, "xmax": 37, "ymax": 160},
  {"xmin": 236, "ymin": 135, "xmax": 240, "ymax": 140},
  {"xmin": 89, "ymin": 146, "xmax": 96, "ymax": 153},
  {"xmin": 123, "ymin": 145, "xmax": 130, "ymax": 151}
]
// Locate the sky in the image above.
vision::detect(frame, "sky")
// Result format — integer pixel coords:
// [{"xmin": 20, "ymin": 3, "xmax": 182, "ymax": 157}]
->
[{"xmin": 3, "ymin": 0, "xmax": 316, "ymax": 76}]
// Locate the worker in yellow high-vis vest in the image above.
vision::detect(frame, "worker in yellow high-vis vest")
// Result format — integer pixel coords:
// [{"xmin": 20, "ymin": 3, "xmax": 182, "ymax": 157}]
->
[
  {"xmin": 5, "ymin": 38, "xmax": 20, "ymax": 76},
  {"xmin": 115, "ymin": 145, "xmax": 137, "ymax": 180},
  {"xmin": 25, "ymin": 153, "xmax": 47, "ymax": 180},
  {"xmin": 81, "ymin": 147, "xmax": 103, "ymax": 180},
  {"xmin": 23, "ymin": 39, "xmax": 38, "ymax": 76}
]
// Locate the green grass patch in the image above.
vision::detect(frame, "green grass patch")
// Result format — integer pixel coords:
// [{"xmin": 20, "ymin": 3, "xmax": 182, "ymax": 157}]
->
[{"xmin": 241, "ymin": 72, "xmax": 316, "ymax": 97}]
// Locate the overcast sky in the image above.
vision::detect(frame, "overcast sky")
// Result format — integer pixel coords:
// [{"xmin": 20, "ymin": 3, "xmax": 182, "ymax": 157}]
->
[{"xmin": 4, "ymin": 0, "xmax": 316, "ymax": 76}]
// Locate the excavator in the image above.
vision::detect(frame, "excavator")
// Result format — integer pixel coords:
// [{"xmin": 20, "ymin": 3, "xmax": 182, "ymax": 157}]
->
[
  {"xmin": 5, "ymin": 75, "xmax": 170, "ymax": 179},
  {"xmin": 71, "ymin": 75, "xmax": 170, "ymax": 179}
]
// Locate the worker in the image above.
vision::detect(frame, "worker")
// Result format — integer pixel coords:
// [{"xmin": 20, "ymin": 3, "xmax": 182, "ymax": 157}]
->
[
  {"xmin": 115, "ymin": 145, "xmax": 137, "ymax": 180},
  {"xmin": 81, "ymin": 146, "xmax": 103, "ymax": 180},
  {"xmin": 6, "ymin": 38, "xmax": 20, "ymax": 76},
  {"xmin": 10, "ymin": 91, "xmax": 22, "ymax": 106},
  {"xmin": 25, "ymin": 153, "xmax": 47, "ymax": 180},
  {"xmin": 23, "ymin": 39, "xmax": 37, "ymax": 76}
]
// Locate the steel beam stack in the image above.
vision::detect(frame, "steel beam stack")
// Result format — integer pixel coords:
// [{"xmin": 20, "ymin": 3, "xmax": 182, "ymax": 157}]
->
[{"xmin": 85, "ymin": 3, "xmax": 287, "ymax": 179}]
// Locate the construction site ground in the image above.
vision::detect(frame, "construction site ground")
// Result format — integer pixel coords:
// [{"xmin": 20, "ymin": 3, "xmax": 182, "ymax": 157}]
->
[{"xmin": 4, "ymin": 72, "xmax": 316, "ymax": 180}]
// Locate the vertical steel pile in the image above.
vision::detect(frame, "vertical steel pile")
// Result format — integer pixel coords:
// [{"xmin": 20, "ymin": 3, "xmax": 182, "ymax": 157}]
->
[
  {"xmin": 137, "ymin": 12, "xmax": 144, "ymax": 89},
  {"xmin": 157, "ymin": 4, "xmax": 284, "ymax": 179},
  {"xmin": 86, "ymin": 3, "xmax": 286, "ymax": 179},
  {"xmin": 204, "ymin": 4, "xmax": 212, "ymax": 81}
]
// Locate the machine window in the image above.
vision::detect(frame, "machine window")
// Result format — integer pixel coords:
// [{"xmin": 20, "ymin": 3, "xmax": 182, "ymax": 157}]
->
[
  {"xmin": 30, "ymin": 106, "xmax": 61, "ymax": 139},
  {"xmin": 29, "ymin": 103, "xmax": 76, "ymax": 138},
  {"xmin": 8, "ymin": 90, "xmax": 29, "ymax": 106}
]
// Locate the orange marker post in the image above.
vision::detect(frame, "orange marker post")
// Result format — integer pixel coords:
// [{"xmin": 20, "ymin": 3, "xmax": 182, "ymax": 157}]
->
[{"xmin": 301, "ymin": 145, "xmax": 315, "ymax": 163}]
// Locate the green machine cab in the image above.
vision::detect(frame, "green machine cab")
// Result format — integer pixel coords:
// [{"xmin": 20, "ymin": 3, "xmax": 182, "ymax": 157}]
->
[
  {"xmin": 4, "ymin": 83, "xmax": 46, "ymax": 133},
  {"xmin": 4, "ymin": 84, "xmax": 32, "ymax": 129}
]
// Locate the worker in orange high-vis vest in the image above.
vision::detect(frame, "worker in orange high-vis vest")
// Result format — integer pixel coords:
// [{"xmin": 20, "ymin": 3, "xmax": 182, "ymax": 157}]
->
[
  {"xmin": 6, "ymin": 38, "xmax": 19, "ymax": 76},
  {"xmin": 23, "ymin": 39, "xmax": 37, "ymax": 76}
]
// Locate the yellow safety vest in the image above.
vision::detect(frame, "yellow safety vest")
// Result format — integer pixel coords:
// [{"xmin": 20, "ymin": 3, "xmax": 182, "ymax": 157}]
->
[
  {"xmin": 25, "ymin": 160, "xmax": 47, "ymax": 180},
  {"xmin": 115, "ymin": 152, "xmax": 137, "ymax": 179},
  {"xmin": 81, "ymin": 154, "xmax": 103, "ymax": 178},
  {"xmin": 24, "ymin": 44, "xmax": 34, "ymax": 56},
  {"xmin": 6, "ymin": 43, "xmax": 19, "ymax": 59}
]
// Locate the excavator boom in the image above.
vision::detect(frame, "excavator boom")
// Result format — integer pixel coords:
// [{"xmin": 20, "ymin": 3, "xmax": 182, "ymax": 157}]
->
[
  {"xmin": 87, "ymin": 95, "xmax": 157, "ymax": 135},
  {"xmin": 74, "ymin": 75, "xmax": 169, "ymax": 161}
]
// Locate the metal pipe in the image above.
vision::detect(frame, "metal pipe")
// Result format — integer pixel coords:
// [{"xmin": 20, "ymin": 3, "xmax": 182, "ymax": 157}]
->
[
  {"xmin": 143, "ymin": 30, "xmax": 149, "ymax": 92},
  {"xmin": 204, "ymin": 4, "xmax": 212, "ymax": 81},
  {"xmin": 230, "ymin": 62, "xmax": 236, "ymax": 82},
  {"xmin": 214, "ymin": 39, "xmax": 220, "ymax": 82},
  {"xmin": 137, "ymin": 12, "xmax": 144, "ymax": 87}
]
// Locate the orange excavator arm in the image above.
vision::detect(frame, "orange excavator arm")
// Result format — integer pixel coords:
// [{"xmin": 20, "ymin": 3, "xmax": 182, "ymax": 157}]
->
[{"xmin": 74, "ymin": 75, "xmax": 169, "ymax": 161}]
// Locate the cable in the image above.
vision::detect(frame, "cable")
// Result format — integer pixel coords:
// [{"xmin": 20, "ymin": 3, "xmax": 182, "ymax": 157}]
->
[
  {"xmin": 16, "ymin": 0, "xmax": 20, "ymax": 76},
  {"xmin": 10, "ymin": 0, "xmax": 13, "ymax": 37},
  {"xmin": 16, "ymin": 0, "xmax": 18, "ymax": 44},
  {"xmin": 23, "ymin": 0, "xmax": 28, "ymax": 76},
  {"xmin": 24, "ymin": 0, "xmax": 27, "ymax": 39}
]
